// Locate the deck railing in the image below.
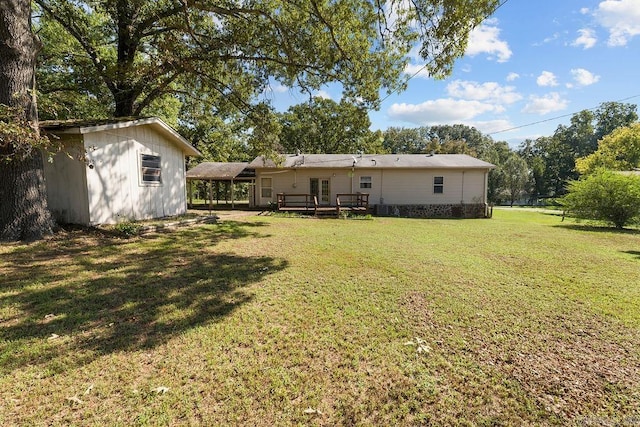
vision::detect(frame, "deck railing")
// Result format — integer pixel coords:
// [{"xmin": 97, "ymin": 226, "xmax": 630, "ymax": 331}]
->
[
  {"xmin": 276, "ymin": 193, "xmax": 370, "ymax": 216},
  {"xmin": 336, "ymin": 193, "xmax": 369, "ymax": 215},
  {"xmin": 276, "ymin": 193, "xmax": 318, "ymax": 214}
]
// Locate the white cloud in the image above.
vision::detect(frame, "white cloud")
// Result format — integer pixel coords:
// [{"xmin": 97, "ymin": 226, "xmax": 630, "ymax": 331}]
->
[
  {"xmin": 522, "ymin": 92, "xmax": 568, "ymax": 115},
  {"xmin": 270, "ymin": 83, "xmax": 289, "ymax": 93},
  {"xmin": 466, "ymin": 21, "xmax": 512, "ymax": 62},
  {"xmin": 570, "ymin": 68, "xmax": 601, "ymax": 86},
  {"xmin": 446, "ymin": 80, "xmax": 522, "ymax": 104},
  {"xmin": 387, "ymin": 98, "xmax": 501, "ymax": 125},
  {"xmin": 403, "ymin": 63, "xmax": 430, "ymax": 78},
  {"xmin": 314, "ymin": 90, "xmax": 332, "ymax": 100},
  {"xmin": 533, "ymin": 32, "xmax": 561, "ymax": 47},
  {"xmin": 536, "ymin": 71, "xmax": 559, "ymax": 87},
  {"xmin": 595, "ymin": 0, "xmax": 640, "ymax": 46},
  {"xmin": 506, "ymin": 72, "xmax": 520, "ymax": 82},
  {"xmin": 580, "ymin": 7, "xmax": 591, "ymax": 14},
  {"xmin": 572, "ymin": 28, "xmax": 597, "ymax": 49}
]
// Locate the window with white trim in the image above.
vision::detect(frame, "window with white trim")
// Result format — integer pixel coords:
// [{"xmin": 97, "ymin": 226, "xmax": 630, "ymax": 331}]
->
[
  {"xmin": 261, "ymin": 177, "xmax": 273, "ymax": 198},
  {"xmin": 359, "ymin": 176, "xmax": 372, "ymax": 189},
  {"xmin": 433, "ymin": 176, "xmax": 444, "ymax": 194},
  {"xmin": 141, "ymin": 154, "xmax": 161, "ymax": 183}
]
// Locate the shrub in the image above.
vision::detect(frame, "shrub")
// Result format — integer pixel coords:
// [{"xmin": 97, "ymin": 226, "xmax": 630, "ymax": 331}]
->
[
  {"xmin": 114, "ymin": 220, "xmax": 143, "ymax": 236},
  {"xmin": 561, "ymin": 169, "xmax": 640, "ymax": 229}
]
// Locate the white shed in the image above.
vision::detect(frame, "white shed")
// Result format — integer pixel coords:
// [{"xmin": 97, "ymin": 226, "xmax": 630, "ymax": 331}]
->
[{"xmin": 42, "ymin": 117, "xmax": 201, "ymax": 225}]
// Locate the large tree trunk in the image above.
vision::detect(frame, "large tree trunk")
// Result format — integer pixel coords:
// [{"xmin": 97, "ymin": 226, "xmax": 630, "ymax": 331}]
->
[{"xmin": 0, "ymin": 0, "xmax": 54, "ymax": 240}]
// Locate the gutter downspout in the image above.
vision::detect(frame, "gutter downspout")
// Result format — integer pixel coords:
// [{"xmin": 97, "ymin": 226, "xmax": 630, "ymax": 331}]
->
[{"xmin": 350, "ymin": 167, "xmax": 354, "ymax": 193}]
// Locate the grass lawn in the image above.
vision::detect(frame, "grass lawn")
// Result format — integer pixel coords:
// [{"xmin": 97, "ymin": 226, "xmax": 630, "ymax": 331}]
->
[{"xmin": 1, "ymin": 209, "xmax": 639, "ymax": 425}]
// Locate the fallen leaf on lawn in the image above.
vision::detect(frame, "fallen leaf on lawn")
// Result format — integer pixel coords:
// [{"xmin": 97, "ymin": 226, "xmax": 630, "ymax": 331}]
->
[
  {"xmin": 48, "ymin": 333, "xmax": 60, "ymax": 340},
  {"xmin": 151, "ymin": 386, "xmax": 169, "ymax": 394},
  {"xmin": 417, "ymin": 344, "xmax": 431, "ymax": 354},
  {"xmin": 303, "ymin": 407, "xmax": 322, "ymax": 415},
  {"xmin": 84, "ymin": 384, "xmax": 94, "ymax": 395},
  {"xmin": 66, "ymin": 396, "xmax": 83, "ymax": 405}
]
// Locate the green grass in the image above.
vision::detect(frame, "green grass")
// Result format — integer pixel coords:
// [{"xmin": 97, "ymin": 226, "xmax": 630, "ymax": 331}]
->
[{"xmin": 1, "ymin": 210, "xmax": 639, "ymax": 425}]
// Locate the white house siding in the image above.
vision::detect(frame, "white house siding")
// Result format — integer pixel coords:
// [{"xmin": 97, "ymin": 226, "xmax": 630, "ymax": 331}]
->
[
  {"xmin": 43, "ymin": 136, "xmax": 91, "ymax": 225},
  {"xmin": 83, "ymin": 126, "xmax": 187, "ymax": 224},
  {"xmin": 255, "ymin": 168, "xmax": 488, "ymax": 207},
  {"xmin": 257, "ymin": 168, "xmax": 381, "ymax": 206},
  {"xmin": 376, "ymin": 169, "xmax": 488, "ymax": 205}
]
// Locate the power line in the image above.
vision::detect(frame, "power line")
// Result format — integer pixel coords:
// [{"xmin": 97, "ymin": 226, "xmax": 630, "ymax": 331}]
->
[{"xmin": 488, "ymin": 94, "xmax": 640, "ymax": 135}]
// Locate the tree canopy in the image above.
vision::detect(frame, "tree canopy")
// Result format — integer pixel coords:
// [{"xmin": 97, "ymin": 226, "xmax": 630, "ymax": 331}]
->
[
  {"xmin": 35, "ymin": 0, "xmax": 500, "ymax": 121},
  {"xmin": 576, "ymin": 123, "xmax": 640, "ymax": 175},
  {"xmin": 278, "ymin": 97, "xmax": 384, "ymax": 154},
  {"xmin": 518, "ymin": 102, "xmax": 638, "ymax": 197},
  {"xmin": 383, "ymin": 124, "xmax": 493, "ymax": 156}
]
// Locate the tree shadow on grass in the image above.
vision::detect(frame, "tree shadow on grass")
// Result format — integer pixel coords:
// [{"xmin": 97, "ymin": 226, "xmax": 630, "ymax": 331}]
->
[
  {"xmin": 623, "ymin": 250, "xmax": 640, "ymax": 260},
  {"xmin": 0, "ymin": 221, "xmax": 286, "ymax": 374},
  {"xmin": 553, "ymin": 223, "xmax": 640, "ymax": 235}
]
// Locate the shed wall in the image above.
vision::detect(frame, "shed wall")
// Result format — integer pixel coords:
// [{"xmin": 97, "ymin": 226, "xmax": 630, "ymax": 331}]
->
[
  {"xmin": 43, "ymin": 136, "xmax": 90, "ymax": 225},
  {"xmin": 83, "ymin": 126, "xmax": 187, "ymax": 224}
]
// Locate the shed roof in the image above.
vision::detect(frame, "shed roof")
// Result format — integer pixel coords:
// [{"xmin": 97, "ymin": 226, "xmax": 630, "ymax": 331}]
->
[
  {"xmin": 248, "ymin": 153, "xmax": 495, "ymax": 169},
  {"xmin": 41, "ymin": 117, "xmax": 201, "ymax": 157},
  {"xmin": 186, "ymin": 162, "xmax": 253, "ymax": 181}
]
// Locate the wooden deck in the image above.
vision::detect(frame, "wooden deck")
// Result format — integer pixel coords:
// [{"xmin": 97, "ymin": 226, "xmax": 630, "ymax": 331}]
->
[{"xmin": 277, "ymin": 193, "xmax": 369, "ymax": 217}]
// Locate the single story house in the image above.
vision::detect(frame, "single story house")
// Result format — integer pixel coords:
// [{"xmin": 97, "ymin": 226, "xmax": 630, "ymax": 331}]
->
[
  {"xmin": 41, "ymin": 117, "xmax": 201, "ymax": 225},
  {"xmin": 248, "ymin": 153, "xmax": 495, "ymax": 218}
]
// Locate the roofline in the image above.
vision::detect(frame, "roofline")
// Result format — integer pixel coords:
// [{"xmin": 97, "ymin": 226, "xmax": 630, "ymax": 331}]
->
[
  {"xmin": 249, "ymin": 154, "xmax": 495, "ymax": 170},
  {"xmin": 253, "ymin": 165, "xmax": 495, "ymax": 170},
  {"xmin": 44, "ymin": 117, "xmax": 202, "ymax": 157}
]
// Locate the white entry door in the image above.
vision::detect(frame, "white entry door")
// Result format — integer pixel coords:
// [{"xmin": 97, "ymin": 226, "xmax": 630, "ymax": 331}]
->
[{"xmin": 310, "ymin": 178, "xmax": 330, "ymax": 205}]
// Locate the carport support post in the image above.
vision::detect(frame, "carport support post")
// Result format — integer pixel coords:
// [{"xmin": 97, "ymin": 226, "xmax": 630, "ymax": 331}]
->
[
  {"xmin": 231, "ymin": 178, "xmax": 235, "ymax": 209},
  {"xmin": 188, "ymin": 180, "xmax": 193, "ymax": 208},
  {"xmin": 208, "ymin": 180, "xmax": 213, "ymax": 214}
]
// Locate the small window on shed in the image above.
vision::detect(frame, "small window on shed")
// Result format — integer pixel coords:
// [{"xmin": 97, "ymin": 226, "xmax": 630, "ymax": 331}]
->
[
  {"xmin": 360, "ymin": 176, "xmax": 372, "ymax": 189},
  {"xmin": 433, "ymin": 176, "xmax": 444, "ymax": 194},
  {"xmin": 141, "ymin": 154, "xmax": 161, "ymax": 183}
]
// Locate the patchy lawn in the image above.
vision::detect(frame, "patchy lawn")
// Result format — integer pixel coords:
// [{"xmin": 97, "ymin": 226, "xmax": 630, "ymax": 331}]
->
[{"xmin": 1, "ymin": 210, "xmax": 639, "ymax": 425}]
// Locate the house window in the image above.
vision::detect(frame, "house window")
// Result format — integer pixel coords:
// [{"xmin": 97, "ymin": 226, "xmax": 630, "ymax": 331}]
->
[
  {"xmin": 433, "ymin": 176, "xmax": 444, "ymax": 194},
  {"xmin": 141, "ymin": 154, "xmax": 161, "ymax": 183},
  {"xmin": 360, "ymin": 176, "xmax": 372, "ymax": 189},
  {"xmin": 261, "ymin": 177, "xmax": 272, "ymax": 198}
]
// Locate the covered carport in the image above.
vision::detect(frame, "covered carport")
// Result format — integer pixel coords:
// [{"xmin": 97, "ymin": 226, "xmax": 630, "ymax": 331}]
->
[{"xmin": 186, "ymin": 162, "xmax": 255, "ymax": 210}]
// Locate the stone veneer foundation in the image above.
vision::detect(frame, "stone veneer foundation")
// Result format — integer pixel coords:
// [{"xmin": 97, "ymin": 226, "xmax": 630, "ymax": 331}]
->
[{"xmin": 374, "ymin": 203, "xmax": 489, "ymax": 219}]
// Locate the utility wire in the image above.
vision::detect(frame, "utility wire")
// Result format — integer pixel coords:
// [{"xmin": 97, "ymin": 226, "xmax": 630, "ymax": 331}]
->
[{"xmin": 488, "ymin": 94, "xmax": 640, "ymax": 135}]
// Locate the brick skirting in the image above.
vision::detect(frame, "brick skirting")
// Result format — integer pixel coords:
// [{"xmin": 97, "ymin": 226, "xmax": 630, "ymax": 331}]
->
[{"xmin": 374, "ymin": 203, "xmax": 489, "ymax": 219}]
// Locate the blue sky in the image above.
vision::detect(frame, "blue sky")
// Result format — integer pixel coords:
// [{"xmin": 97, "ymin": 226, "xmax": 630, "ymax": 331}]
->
[{"xmin": 263, "ymin": 0, "xmax": 640, "ymax": 147}]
